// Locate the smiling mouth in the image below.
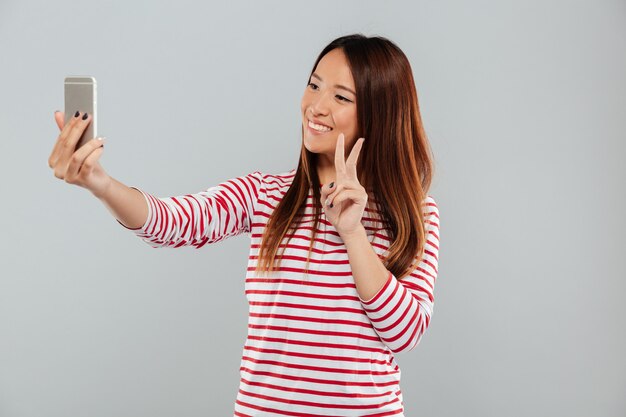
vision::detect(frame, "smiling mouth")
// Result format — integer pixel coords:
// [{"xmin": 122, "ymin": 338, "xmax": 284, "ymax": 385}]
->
[{"xmin": 308, "ymin": 120, "xmax": 333, "ymax": 132}]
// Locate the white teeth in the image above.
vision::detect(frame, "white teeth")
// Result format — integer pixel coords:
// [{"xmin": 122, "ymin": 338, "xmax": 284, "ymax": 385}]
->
[{"xmin": 308, "ymin": 120, "xmax": 332, "ymax": 132}]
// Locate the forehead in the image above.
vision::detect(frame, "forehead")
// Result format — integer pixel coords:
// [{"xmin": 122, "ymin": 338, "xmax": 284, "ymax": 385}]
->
[{"xmin": 313, "ymin": 48, "xmax": 355, "ymax": 87}]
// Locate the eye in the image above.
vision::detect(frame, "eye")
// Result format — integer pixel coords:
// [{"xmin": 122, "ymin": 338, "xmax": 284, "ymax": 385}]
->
[
  {"xmin": 308, "ymin": 82, "xmax": 319, "ymax": 90},
  {"xmin": 336, "ymin": 95, "xmax": 353, "ymax": 103}
]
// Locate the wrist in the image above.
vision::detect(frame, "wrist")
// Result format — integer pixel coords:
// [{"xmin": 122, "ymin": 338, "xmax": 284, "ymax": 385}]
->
[
  {"xmin": 340, "ymin": 224, "xmax": 367, "ymax": 245},
  {"xmin": 91, "ymin": 175, "xmax": 114, "ymax": 200}
]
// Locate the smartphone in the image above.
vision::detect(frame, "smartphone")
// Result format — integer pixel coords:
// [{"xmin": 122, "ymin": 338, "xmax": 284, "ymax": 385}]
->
[{"xmin": 64, "ymin": 76, "xmax": 97, "ymax": 150}]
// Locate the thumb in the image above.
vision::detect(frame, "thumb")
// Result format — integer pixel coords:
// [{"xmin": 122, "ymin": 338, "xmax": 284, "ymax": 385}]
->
[{"xmin": 54, "ymin": 111, "xmax": 64, "ymax": 130}]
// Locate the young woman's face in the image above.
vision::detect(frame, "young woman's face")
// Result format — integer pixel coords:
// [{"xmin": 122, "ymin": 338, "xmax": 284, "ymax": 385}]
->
[{"xmin": 301, "ymin": 48, "xmax": 358, "ymax": 162}]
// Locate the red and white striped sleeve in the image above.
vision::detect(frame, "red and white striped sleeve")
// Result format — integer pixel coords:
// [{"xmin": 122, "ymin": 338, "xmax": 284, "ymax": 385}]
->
[
  {"xmin": 119, "ymin": 171, "xmax": 264, "ymax": 249},
  {"xmin": 359, "ymin": 195, "xmax": 440, "ymax": 353}
]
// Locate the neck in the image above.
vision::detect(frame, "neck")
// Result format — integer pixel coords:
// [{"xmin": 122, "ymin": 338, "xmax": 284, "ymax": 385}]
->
[{"xmin": 316, "ymin": 155, "xmax": 335, "ymax": 185}]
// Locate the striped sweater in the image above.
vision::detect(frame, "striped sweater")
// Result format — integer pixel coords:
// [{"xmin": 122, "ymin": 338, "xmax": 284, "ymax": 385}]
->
[{"xmin": 122, "ymin": 168, "xmax": 440, "ymax": 416}]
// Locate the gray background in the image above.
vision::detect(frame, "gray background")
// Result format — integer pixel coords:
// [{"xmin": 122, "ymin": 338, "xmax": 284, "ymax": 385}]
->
[{"xmin": 1, "ymin": 0, "xmax": 624, "ymax": 416}]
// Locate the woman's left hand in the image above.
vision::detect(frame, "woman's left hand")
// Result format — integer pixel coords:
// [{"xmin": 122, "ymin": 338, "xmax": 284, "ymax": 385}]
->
[{"xmin": 321, "ymin": 133, "xmax": 367, "ymax": 240}]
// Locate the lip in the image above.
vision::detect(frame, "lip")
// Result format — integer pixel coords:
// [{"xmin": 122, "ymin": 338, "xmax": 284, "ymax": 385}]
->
[
  {"xmin": 306, "ymin": 118, "xmax": 333, "ymax": 135},
  {"xmin": 308, "ymin": 118, "xmax": 333, "ymax": 129}
]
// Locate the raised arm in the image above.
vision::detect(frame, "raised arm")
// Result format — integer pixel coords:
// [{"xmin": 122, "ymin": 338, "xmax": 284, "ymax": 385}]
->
[{"xmin": 358, "ymin": 196, "xmax": 440, "ymax": 353}]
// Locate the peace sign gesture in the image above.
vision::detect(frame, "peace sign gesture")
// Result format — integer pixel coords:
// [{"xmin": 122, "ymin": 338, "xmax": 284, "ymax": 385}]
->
[{"xmin": 321, "ymin": 133, "xmax": 367, "ymax": 239}]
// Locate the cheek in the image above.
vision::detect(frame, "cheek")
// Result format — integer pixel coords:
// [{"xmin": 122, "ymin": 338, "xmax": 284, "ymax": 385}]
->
[{"xmin": 339, "ymin": 110, "xmax": 358, "ymax": 132}]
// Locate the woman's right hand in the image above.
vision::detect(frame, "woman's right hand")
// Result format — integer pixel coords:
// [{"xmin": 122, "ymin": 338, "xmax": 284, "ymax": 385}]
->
[{"xmin": 48, "ymin": 111, "xmax": 112, "ymax": 199}]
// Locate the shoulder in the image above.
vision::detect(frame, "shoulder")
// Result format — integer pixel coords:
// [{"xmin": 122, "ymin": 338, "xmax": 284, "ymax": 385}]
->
[
  {"xmin": 422, "ymin": 194, "xmax": 440, "ymax": 232},
  {"xmin": 242, "ymin": 168, "xmax": 297, "ymax": 196},
  {"xmin": 252, "ymin": 168, "xmax": 297, "ymax": 189},
  {"xmin": 423, "ymin": 194, "xmax": 438, "ymax": 212}
]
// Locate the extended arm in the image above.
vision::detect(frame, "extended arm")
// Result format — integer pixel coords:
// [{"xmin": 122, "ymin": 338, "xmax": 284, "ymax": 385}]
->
[
  {"xmin": 98, "ymin": 176, "xmax": 149, "ymax": 229},
  {"xmin": 118, "ymin": 171, "xmax": 264, "ymax": 248}
]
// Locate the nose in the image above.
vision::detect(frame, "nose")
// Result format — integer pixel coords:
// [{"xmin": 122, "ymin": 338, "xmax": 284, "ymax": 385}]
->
[{"xmin": 309, "ymin": 91, "xmax": 331, "ymax": 117}]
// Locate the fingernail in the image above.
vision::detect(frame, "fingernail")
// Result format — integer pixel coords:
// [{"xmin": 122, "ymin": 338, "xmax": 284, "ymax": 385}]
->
[
  {"xmin": 82, "ymin": 112, "xmax": 88, "ymax": 120},
  {"xmin": 329, "ymin": 182, "xmax": 334, "ymax": 189},
  {"xmin": 74, "ymin": 111, "xmax": 80, "ymax": 118},
  {"xmin": 54, "ymin": 110, "xmax": 60, "ymax": 114},
  {"xmin": 329, "ymin": 203, "xmax": 333, "ymax": 208},
  {"xmin": 97, "ymin": 136, "xmax": 106, "ymax": 141}
]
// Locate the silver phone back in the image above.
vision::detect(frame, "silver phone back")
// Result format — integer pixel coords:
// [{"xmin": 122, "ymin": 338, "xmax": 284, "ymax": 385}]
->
[{"xmin": 64, "ymin": 76, "xmax": 97, "ymax": 150}]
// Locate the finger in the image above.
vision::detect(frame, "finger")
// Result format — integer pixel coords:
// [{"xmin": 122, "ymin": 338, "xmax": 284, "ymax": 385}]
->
[
  {"xmin": 50, "ymin": 111, "xmax": 75, "ymax": 164},
  {"xmin": 324, "ymin": 183, "xmax": 344, "ymax": 208},
  {"xmin": 58, "ymin": 110, "xmax": 81, "ymax": 142},
  {"xmin": 65, "ymin": 137, "xmax": 105, "ymax": 180},
  {"xmin": 78, "ymin": 145, "xmax": 104, "ymax": 177},
  {"xmin": 49, "ymin": 111, "xmax": 83, "ymax": 168},
  {"xmin": 328, "ymin": 189, "xmax": 367, "ymax": 209},
  {"xmin": 320, "ymin": 180, "xmax": 335, "ymax": 204},
  {"xmin": 59, "ymin": 112, "xmax": 92, "ymax": 161},
  {"xmin": 65, "ymin": 112, "xmax": 92, "ymax": 150},
  {"xmin": 345, "ymin": 138, "xmax": 364, "ymax": 179},
  {"xmin": 334, "ymin": 133, "xmax": 346, "ymax": 176},
  {"xmin": 324, "ymin": 180, "xmax": 362, "ymax": 207},
  {"xmin": 54, "ymin": 111, "xmax": 65, "ymax": 130}
]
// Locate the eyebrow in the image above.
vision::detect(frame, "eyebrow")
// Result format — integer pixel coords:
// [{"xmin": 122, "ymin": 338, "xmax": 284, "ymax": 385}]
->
[{"xmin": 311, "ymin": 73, "xmax": 356, "ymax": 96}]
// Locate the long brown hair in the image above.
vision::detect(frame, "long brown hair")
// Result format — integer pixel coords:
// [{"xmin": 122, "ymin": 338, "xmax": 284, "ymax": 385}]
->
[{"xmin": 254, "ymin": 34, "xmax": 435, "ymax": 280}]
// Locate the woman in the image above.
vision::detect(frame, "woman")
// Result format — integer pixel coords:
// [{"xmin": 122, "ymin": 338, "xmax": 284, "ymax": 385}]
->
[{"xmin": 49, "ymin": 34, "xmax": 440, "ymax": 416}]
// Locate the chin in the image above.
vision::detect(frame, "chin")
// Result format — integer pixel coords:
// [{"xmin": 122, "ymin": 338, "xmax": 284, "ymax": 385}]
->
[
  {"xmin": 304, "ymin": 139, "xmax": 327, "ymax": 154},
  {"xmin": 303, "ymin": 139, "xmax": 319, "ymax": 154}
]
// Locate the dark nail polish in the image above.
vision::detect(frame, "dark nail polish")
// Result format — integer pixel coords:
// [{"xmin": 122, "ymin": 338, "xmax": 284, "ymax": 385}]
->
[
  {"xmin": 329, "ymin": 203, "xmax": 333, "ymax": 208},
  {"xmin": 329, "ymin": 182, "xmax": 334, "ymax": 188},
  {"xmin": 74, "ymin": 111, "xmax": 80, "ymax": 118},
  {"xmin": 82, "ymin": 112, "xmax": 88, "ymax": 120}
]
